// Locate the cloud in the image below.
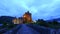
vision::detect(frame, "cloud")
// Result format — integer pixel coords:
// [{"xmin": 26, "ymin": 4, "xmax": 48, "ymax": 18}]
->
[{"xmin": 0, "ymin": 0, "xmax": 60, "ymax": 20}]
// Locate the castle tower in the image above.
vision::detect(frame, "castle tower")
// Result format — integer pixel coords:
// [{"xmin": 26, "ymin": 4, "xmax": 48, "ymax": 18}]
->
[{"xmin": 23, "ymin": 11, "xmax": 32, "ymax": 23}]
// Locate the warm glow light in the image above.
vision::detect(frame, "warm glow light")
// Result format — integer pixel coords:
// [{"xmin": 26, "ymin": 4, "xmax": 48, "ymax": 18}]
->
[{"xmin": 23, "ymin": 16, "xmax": 26, "ymax": 17}]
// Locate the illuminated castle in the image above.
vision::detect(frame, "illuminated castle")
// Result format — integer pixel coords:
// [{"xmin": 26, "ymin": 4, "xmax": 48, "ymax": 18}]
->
[
  {"xmin": 12, "ymin": 11, "xmax": 33, "ymax": 24},
  {"xmin": 23, "ymin": 11, "xmax": 32, "ymax": 23}
]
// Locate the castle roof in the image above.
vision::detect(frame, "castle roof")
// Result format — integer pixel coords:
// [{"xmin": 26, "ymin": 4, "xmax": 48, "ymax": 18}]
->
[
  {"xmin": 25, "ymin": 11, "xmax": 31, "ymax": 15},
  {"xmin": 19, "ymin": 17, "xmax": 23, "ymax": 19}
]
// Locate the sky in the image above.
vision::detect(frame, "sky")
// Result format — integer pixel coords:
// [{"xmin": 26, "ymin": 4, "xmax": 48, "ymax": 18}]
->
[{"xmin": 0, "ymin": 0, "xmax": 60, "ymax": 20}]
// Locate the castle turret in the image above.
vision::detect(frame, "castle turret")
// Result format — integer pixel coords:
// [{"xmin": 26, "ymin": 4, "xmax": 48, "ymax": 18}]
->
[{"xmin": 23, "ymin": 11, "xmax": 32, "ymax": 23}]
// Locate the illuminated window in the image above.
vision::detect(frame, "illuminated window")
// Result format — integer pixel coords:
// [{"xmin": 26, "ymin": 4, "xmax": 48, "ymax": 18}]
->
[{"xmin": 23, "ymin": 15, "xmax": 26, "ymax": 17}]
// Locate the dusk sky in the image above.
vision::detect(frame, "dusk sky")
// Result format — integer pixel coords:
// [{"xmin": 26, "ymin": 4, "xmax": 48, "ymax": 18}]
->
[{"xmin": 0, "ymin": 0, "xmax": 60, "ymax": 20}]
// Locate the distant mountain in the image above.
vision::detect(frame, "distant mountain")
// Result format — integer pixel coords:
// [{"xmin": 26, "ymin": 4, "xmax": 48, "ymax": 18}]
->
[
  {"xmin": 46, "ymin": 18, "xmax": 60, "ymax": 23},
  {"xmin": 0, "ymin": 16, "xmax": 16, "ymax": 24},
  {"xmin": 53, "ymin": 18, "xmax": 60, "ymax": 21},
  {"xmin": 53, "ymin": 18, "xmax": 60, "ymax": 22}
]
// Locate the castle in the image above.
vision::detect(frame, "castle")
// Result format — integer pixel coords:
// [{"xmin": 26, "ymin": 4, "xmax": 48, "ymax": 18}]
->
[{"xmin": 12, "ymin": 11, "xmax": 33, "ymax": 24}]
